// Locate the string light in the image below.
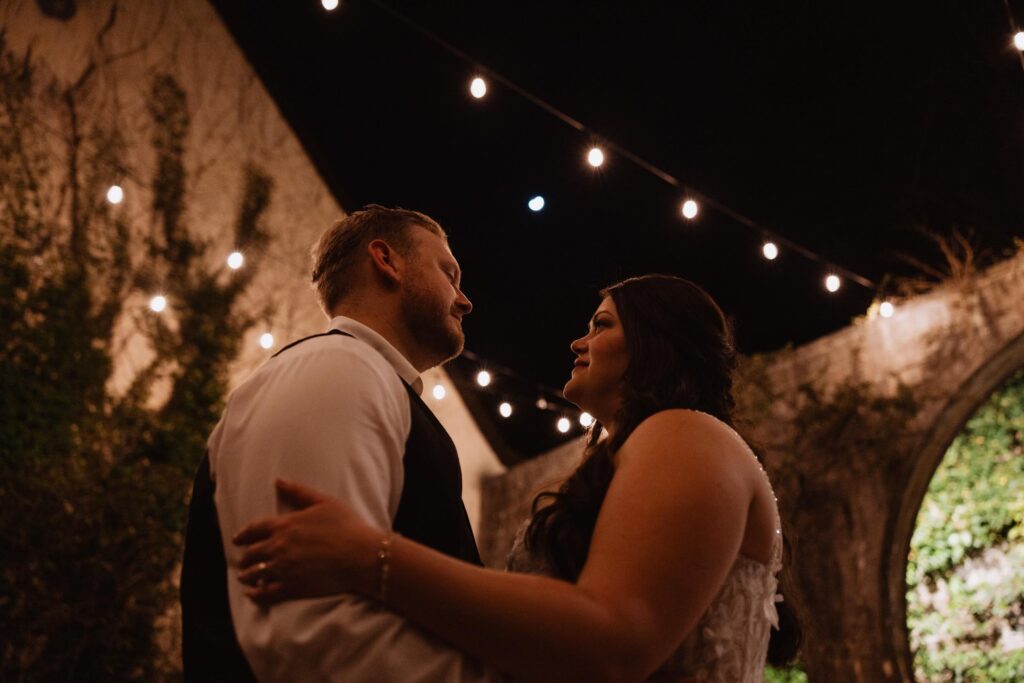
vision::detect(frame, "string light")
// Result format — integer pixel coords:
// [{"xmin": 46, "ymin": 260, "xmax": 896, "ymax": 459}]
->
[
  {"xmin": 762, "ymin": 241, "xmax": 779, "ymax": 260},
  {"xmin": 536, "ymin": 397, "xmax": 549, "ymax": 410},
  {"xmin": 322, "ymin": 0, "xmax": 339, "ymax": 11},
  {"xmin": 259, "ymin": 332, "xmax": 274, "ymax": 349},
  {"xmin": 499, "ymin": 401, "xmax": 513, "ymax": 418},
  {"xmin": 528, "ymin": 195, "xmax": 545, "ymax": 212},
  {"xmin": 879, "ymin": 300, "xmax": 895, "ymax": 318},
  {"xmin": 106, "ymin": 185, "xmax": 124, "ymax": 204},
  {"xmin": 556, "ymin": 417, "xmax": 571, "ymax": 433},
  {"xmin": 1015, "ymin": 31, "xmax": 1024, "ymax": 51},
  {"xmin": 149, "ymin": 295, "xmax": 167, "ymax": 313},
  {"xmin": 470, "ymin": 76, "xmax": 487, "ymax": 99},
  {"xmin": 681, "ymin": 199, "xmax": 699, "ymax": 220},
  {"xmin": 579, "ymin": 412, "xmax": 594, "ymax": 427},
  {"xmin": 476, "ymin": 370, "xmax": 492, "ymax": 387},
  {"xmin": 825, "ymin": 274, "xmax": 841, "ymax": 293},
  {"xmin": 367, "ymin": 0, "xmax": 882, "ymax": 299},
  {"xmin": 227, "ymin": 251, "xmax": 244, "ymax": 269},
  {"xmin": 432, "ymin": 384, "xmax": 446, "ymax": 400}
]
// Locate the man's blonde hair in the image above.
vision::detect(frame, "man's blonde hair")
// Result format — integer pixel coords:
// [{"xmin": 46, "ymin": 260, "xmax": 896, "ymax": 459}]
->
[{"xmin": 311, "ymin": 205, "xmax": 446, "ymax": 313}]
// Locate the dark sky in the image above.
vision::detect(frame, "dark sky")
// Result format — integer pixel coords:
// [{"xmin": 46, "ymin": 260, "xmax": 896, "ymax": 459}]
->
[{"xmin": 210, "ymin": 0, "xmax": 1024, "ymax": 456}]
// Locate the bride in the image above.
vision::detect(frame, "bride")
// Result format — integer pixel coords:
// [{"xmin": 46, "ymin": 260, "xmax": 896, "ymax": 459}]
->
[{"xmin": 232, "ymin": 274, "xmax": 800, "ymax": 681}]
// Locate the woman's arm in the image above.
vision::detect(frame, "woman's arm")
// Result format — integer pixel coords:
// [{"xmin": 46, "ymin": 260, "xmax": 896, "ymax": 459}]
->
[{"xmin": 237, "ymin": 410, "xmax": 753, "ymax": 682}]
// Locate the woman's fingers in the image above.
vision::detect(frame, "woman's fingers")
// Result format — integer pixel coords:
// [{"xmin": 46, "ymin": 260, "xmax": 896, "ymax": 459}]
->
[
  {"xmin": 232, "ymin": 518, "xmax": 275, "ymax": 546},
  {"xmin": 237, "ymin": 538, "xmax": 276, "ymax": 572},
  {"xmin": 244, "ymin": 579, "xmax": 290, "ymax": 607},
  {"xmin": 275, "ymin": 478, "xmax": 332, "ymax": 509}
]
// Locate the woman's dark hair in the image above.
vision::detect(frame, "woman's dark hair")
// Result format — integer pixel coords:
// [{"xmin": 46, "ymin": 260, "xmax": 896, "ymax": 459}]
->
[{"xmin": 524, "ymin": 274, "xmax": 800, "ymax": 665}]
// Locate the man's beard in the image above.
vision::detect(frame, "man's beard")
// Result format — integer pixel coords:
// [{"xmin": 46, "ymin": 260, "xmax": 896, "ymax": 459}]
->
[{"xmin": 400, "ymin": 280, "xmax": 465, "ymax": 365}]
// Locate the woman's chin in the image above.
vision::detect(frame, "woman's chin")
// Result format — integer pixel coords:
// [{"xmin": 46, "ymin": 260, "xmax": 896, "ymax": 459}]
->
[{"xmin": 562, "ymin": 381, "xmax": 583, "ymax": 410}]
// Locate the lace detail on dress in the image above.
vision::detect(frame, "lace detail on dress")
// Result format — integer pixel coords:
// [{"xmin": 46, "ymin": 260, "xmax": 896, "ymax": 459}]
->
[{"xmin": 505, "ymin": 410, "xmax": 783, "ymax": 683}]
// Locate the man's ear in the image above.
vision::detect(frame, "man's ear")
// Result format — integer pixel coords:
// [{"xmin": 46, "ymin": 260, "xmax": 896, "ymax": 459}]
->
[{"xmin": 367, "ymin": 239, "xmax": 402, "ymax": 285}]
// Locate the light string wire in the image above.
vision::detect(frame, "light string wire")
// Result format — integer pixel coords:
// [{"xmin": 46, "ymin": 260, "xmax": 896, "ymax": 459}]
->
[{"xmin": 366, "ymin": 0, "xmax": 879, "ymax": 290}]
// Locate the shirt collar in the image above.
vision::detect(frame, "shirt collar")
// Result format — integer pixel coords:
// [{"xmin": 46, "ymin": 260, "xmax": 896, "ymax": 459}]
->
[{"xmin": 328, "ymin": 316, "xmax": 424, "ymax": 395}]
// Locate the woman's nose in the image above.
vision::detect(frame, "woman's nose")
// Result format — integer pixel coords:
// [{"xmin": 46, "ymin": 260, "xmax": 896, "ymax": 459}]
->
[{"xmin": 570, "ymin": 336, "xmax": 586, "ymax": 354}]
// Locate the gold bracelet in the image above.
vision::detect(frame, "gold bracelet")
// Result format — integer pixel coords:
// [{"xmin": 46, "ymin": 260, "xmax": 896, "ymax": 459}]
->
[{"xmin": 377, "ymin": 532, "xmax": 395, "ymax": 602}]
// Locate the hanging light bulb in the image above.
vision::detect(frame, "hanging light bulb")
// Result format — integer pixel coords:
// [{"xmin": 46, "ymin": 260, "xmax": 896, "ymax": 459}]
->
[
  {"xmin": 227, "ymin": 251, "xmax": 244, "ymax": 270},
  {"xmin": 587, "ymin": 147, "xmax": 605, "ymax": 168},
  {"xmin": 499, "ymin": 402, "xmax": 513, "ymax": 418},
  {"xmin": 106, "ymin": 185, "xmax": 124, "ymax": 205},
  {"xmin": 149, "ymin": 295, "xmax": 167, "ymax": 313},
  {"xmin": 259, "ymin": 332, "xmax": 274, "ymax": 349},
  {"xmin": 535, "ymin": 397, "xmax": 549, "ymax": 410},
  {"xmin": 579, "ymin": 412, "xmax": 594, "ymax": 427},
  {"xmin": 476, "ymin": 370, "xmax": 492, "ymax": 387},
  {"xmin": 825, "ymin": 274, "xmax": 841, "ymax": 293},
  {"xmin": 681, "ymin": 199, "xmax": 699, "ymax": 220},
  {"xmin": 879, "ymin": 301, "xmax": 895, "ymax": 318},
  {"xmin": 528, "ymin": 195, "xmax": 545, "ymax": 212},
  {"xmin": 432, "ymin": 384, "xmax": 446, "ymax": 400},
  {"xmin": 762, "ymin": 241, "xmax": 779, "ymax": 260},
  {"xmin": 556, "ymin": 417, "xmax": 571, "ymax": 433},
  {"xmin": 322, "ymin": 0, "xmax": 339, "ymax": 11},
  {"xmin": 1014, "ymin": 31, "xmax": 1024, "ymax": 51},
  {"xmin": 470, "ymin": 76, "xmax": 487, "ymax": 99}
]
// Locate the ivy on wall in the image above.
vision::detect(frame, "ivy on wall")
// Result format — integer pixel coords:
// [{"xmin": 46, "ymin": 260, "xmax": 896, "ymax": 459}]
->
[
  {"xmin": 0, "ymin": 35, "xmax": 272, "ymax": 680},
  {"xmin": 907, "ymin": 368, "xmax": 1024, "ymax": 681}
]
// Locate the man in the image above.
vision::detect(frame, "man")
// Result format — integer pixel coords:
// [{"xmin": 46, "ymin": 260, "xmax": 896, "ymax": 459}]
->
[{"xmin": 181, "ymin": 206, "xmax": 500, "ymax": 681}]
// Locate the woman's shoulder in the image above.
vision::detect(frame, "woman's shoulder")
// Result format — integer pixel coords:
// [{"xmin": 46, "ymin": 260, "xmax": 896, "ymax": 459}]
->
[{"xmin": 620, "ymin": 409, "xmax": 753, "ymax": 471}]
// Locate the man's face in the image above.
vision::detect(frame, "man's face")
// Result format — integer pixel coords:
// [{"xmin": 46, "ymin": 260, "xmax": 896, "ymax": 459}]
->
[{"xmin": 399, "ymin": 229, "xmax": 473, "ymax": 367}]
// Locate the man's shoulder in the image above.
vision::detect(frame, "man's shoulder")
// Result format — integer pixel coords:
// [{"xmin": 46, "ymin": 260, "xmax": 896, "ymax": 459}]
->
[{"xmin": 239, "ymin": 333, "xmax": 408, "ymax": 402}]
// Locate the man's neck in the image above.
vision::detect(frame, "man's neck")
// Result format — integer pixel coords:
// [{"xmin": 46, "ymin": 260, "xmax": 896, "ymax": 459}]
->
[{"xmin": 331, "ymin": 305, "xmax": 430, "ymax": 373}]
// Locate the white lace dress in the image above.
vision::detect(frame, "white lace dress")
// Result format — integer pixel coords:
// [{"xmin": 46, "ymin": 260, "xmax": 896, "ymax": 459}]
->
[{"xmin": 506, "ymin": 438, "xmax": 783, "ymax": 682}]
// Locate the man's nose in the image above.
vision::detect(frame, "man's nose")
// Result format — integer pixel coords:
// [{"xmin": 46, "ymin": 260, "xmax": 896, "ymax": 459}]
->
[{"xmin": 455, "ymin": 288, "xmax": 473, "ymax": 315}]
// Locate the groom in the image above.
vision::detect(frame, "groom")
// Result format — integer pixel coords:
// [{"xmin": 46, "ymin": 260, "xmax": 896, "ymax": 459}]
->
[{"xmin": 181, "ymin": 206, "xmax": 499, "ymax": 681}]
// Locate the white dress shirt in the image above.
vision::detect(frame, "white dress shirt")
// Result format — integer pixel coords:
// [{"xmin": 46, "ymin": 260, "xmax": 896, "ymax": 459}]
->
[{"xmin": 208, "ymin": 316, "xmax": 500, "ymax": 682}]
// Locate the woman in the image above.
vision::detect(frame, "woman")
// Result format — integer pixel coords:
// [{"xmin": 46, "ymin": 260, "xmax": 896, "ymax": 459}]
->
[{"xmin": 233, "ymin": 275, "xmax": 798, "ymax": 681}]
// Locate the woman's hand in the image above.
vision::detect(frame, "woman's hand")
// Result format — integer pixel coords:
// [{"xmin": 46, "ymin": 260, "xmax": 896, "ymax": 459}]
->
[{"xmin": 232, "ymin": 479, "xmax": 382, "ymax": 605}]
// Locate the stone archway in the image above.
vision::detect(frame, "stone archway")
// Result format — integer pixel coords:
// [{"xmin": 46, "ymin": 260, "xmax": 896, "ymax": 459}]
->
[
  {"xmin": 479, "ymin": 250, "xmax": 1024, "ymax": 682},
  {"xmin": 887, "ymin": 329, "xmax": 1024, "ymax": 676}
]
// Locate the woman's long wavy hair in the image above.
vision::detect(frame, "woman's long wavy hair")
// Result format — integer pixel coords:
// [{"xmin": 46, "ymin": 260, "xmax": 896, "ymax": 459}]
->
[{"xmin": 524, "ymin": 274, "xmax": 800, "ymax": 665}]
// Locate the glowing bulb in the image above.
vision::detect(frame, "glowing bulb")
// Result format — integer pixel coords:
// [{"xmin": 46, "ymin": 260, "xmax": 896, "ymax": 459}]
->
[
  {"xmin": 499, "ymin": 402, "xmax": 513, "ymax": 418},
  {"xmin": 476, "ymin": 370, "xmax": 492, "ymax": 387},
  {"xmin": 762, "ymin": 241, "xmax": 779, "ymax": 260},
  {"xmin": 535, "ymin": 397, "xmax": 549, "ymax": 410},
  {"xmin": 587, "ymin": 147, "xmax": 605, "ymax": 168},
  {"xmin": 106, "ymin": 185, "xmax": 124, "ymax": 204},
  {"xmin": 149, "ymin": 295, "xmax": 167, "ymax": 312},
  {"xmin": 579, "ymin": 412, "xmax": 594, "ymax": 428},
  {"xmin": 557, "ymin": 417, "xmax": 571, "ymax": 433},
  {"xmin": 259, "ymin": 332, "xmax": 274, "ymax": 349},
  {"xmin": 528, "ymin": 196, "xmax": 545, "ymax": 212},
  {"xmin": 681, "ymin": 199, "xmax": 699, "ymax": 220},
  {"xmin": 879, "ymin": 301, "xmax": 895, "ymax": 318},
  {"xmin": 432, "ymin": 384, "xmax": 446, "ymax": 400},
  {"xmin": 322, "ymin": 0, "xmax": 339, "ymax": 10},
  {"xmin": 470, "ymin": 77, "xmax": 487, "ymax": 99},
  {"xmin": 1015, "ymin": 31, "xmax": 1024, "ymax": 51},
  {"xmin": 825, "ymin": 274, "xmax": 841, "ymax": 293},
  {"xmin": 227, "ymin": 251, "xmax": 244, "ymax": 269}
]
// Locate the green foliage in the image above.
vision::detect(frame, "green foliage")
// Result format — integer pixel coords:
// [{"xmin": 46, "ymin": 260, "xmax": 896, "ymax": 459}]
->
[
  {"xmin": 0, "ymin": 40, "xmax": 273, "ymax": 680},
  {"xmin": 765, "ymin": 664, "xmax": 808, "ymax": 683},
  {"xmin": 906, "ymin": 368, "xmax": 1024, "ymax": 681}
]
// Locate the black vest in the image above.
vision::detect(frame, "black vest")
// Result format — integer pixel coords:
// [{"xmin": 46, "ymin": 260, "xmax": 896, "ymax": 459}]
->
[{"xmin": 180, "ymin": 330, "xmax": 481, "ymax": 681}]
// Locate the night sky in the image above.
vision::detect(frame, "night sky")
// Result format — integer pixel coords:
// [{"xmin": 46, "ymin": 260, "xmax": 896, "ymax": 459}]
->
[{"xmin": 210, "ymin": 1, "xmax": 1024, "ymax": 457}]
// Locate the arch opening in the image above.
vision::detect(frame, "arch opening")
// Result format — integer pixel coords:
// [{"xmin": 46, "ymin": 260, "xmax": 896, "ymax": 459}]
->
[{"xmin": 904, "ymin": 366, "xmax": 1024, "ymax": 679}]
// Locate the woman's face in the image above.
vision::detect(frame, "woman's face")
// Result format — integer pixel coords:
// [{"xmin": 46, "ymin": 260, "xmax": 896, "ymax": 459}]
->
[{"xmin": 563, "ymin": 297, "xmax": 629, "ymax": 421}]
